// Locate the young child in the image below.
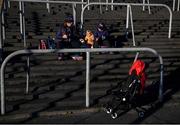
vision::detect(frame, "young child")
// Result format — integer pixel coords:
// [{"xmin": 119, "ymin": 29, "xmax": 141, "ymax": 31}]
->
[
  {"xmin": 80, "ymin": 30, "xmax": 95, "ymax": 49},
  {"xmin": 85, "ymin": 30, "xmax": 94, "ymax": 48}
]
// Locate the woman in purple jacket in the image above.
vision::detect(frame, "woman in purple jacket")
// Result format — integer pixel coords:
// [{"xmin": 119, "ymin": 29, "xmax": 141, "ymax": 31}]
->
[{"xmin": 55, "ymin": 15, "xmax": 82, "ymax": 60}]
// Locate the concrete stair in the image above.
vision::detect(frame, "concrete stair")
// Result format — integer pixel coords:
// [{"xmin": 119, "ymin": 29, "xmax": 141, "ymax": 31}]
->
[{"xmin": 1, "ymin": 0, "xmax": 180, "ymax": 123}]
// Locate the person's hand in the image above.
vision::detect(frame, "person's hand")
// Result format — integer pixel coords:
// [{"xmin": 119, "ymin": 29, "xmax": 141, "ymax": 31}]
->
[
  {"xmin": 102, "ymin": 36, "xmax": 106, "ymax": 40},
  {"xmin": 95, "ymin": 38, "xmax": 99, "ymax": 41},
  {"xmin": 80, "ymin": 39, "xmax": 85, "ymax": 43},
  {"xmin": 62, "ymin": 34, "xmax": 68, "ymax": 39}
]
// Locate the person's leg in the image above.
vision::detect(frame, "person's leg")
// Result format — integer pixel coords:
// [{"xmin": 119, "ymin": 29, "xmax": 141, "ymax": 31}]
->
[
  {"xmin": 57, "ymin": 40, "xmax": 65, "ymax": 60},
  {"xmin": 94, "ymin": 41, "xmax": 100, "ymax": 48},
  {"xmin": 102, "ymin": 39, "xmax": 110, "ymax": 47},
  {"xmin": 70, "ymin": 40, "xmax": 83, "ymax": 60}
]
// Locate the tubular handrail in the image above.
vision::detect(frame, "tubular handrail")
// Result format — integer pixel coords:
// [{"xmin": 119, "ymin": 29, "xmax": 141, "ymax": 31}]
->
[
  {"xmin": 80, "ymin": 2, "xmax": 172, "ymax": 39},
  {"xmin": 1, "ymin": 47, "xmax": 164, "ymax": 115},
  {"xmin": 7, "ymin": 0, "xmax": 87, "ymax": 49},
  {"xmin": 4, "ymin": 0, "xmax": 173, "ymax": 51},
  {"xmin": 0, "ymin": 0, "xmax": 5, "ymax": 63},
  {"xmin": 173, "ymin": 0, "xmax": 180, "ymax": 11},
  {"xmin": 8, "ymin": 0, "xmax": 87, "ymax": 4},
  {"xmin": 0, "ymin": 0, "xmax": 3, "ymax": 48},
  {"xmin": 143, "ymin": 0, "xmax": 151, "ymax": 14}
]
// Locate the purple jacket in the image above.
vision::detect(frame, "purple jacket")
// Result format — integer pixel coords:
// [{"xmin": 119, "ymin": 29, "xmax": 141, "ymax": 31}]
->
[{"xmin": 94, "ymin": 30, "xmax": 109, "ymax": 41}]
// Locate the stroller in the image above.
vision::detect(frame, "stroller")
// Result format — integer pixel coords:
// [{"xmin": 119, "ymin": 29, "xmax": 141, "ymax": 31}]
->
[{"xmin": 104, "ymin": 60, "xmax": 146, "ymax": 119}]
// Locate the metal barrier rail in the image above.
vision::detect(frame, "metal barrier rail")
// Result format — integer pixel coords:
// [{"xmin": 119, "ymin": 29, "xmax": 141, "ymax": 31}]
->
[
  {"xmin": 8, "ymin": 0, "xmax": 87, "ymax": 47},
  {"xmin": 80, "ymin": 2, "xmax": 172, "ymax": 63},
  {"xmin": 8, "ymin": 0, "xmax": 87, "ymax": 4},
  {"xmin": 173, "ymin": 0, "xmax": 180, "ymax": 11},
  {"xmin": 80, "ymin": 2, "xmax": 172, "ymax": 43},
  {"xmin": 5, "ymin": 0, "xmax": 173, "ymax": 49},
  {"xmin": 143, "ymin": 0, "xmax": 151, "ymax": 14},
  {"xmin": 0, "ymin": 0, "xmax": 6, "ymax": 63},
  {"xmin": 1, "ymin": 47, "xmax": 164, "ymax": 115},
  {"xmin": 82, "ymin": 0, "xmax": 114, "ymax": 11}
]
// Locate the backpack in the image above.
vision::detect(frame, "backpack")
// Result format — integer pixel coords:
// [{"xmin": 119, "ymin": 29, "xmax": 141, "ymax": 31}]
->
[
  {"xmin": 38, "ymin": 40, "xmax": 47, "ymax": 49},
  {"xmin": 47, "ymin": 36, "xmax": 56, "ymax": 49},
  {"xmin": 129, "ymin": 60, "xmax": 146, "ymax": 94}
]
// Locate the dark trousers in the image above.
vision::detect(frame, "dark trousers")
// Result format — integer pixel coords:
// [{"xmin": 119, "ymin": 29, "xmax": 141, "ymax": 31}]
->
[
  {"xmin": 57, "ymin": 39, "xmax": 81, "ymax": 57},
  {"xmin": 94, "ymin": 39, "xmax": 110, "ymax": 48}
]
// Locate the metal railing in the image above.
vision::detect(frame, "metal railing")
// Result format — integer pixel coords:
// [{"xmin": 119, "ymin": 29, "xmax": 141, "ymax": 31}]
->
[
  {"xmin": 8, "ymin": 0, "xmax": 87, "ymax": 48},
  {"xmin": 4, "ymin": 0, "xmax": 173, "ymax": 50},
  {"xmin": 80, "ymin": 2, "xmax": 172, "ymax": 44},
  {"xmin": 82, "ymin": 0, "xmax": 114, "ymax": 12},
  {"xmin": 173, "ymin": 0, "xmax": 180, "ymax": 11},
  {"xmin": 0, "ymin": 0, "xmax": 5, "ymax": 63},
  {"xmin": 1, "ymin": 47, "xmax": 164, "ymax": 115},
  {"xmin": 80, "ymin": 2, "xmax": 172, "ymax": 63},
  {"xmin": 143, "ymin": 0, "xmax": 151, "ymax": 14},
  {"xmin": 85, "ymin": 0, "xmax": 151, "ymax": 12}
]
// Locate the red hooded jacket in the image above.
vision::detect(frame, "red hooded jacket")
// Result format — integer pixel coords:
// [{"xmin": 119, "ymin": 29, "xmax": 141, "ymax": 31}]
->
[{"xmin": 129, "ymin": 60, "xmax": 146, "ymax": 94}]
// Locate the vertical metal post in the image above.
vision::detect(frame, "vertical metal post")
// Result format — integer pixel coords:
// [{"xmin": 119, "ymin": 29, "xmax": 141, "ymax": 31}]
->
[
  {"xmin": 111, "ymin": 0, "xmax": 114, "ymax": 11},
  {"xmin": 21, "ymin": 2, "xmax": 29, "ymax": 93},
  {"xmin": 26, "ymin": 56, "xmax": 30, "ymax": 94},
  {"xmin": 46, "ymin": 0, "xmax": 50, "ymax": 13},
  {"xmin": 129, "ymin": 5, "xmax": 135, "ymax": 46},
  {"xmin": 22, "ymin": 2, "xmax": 26, "ymax": 47},
  {"xmin": 3, "ymin": 1, "xmax": 6, "ymax": 10},
  {"xmin": 159, "ymin": 64, "xmax": 164, "ymax": 102},
  {"xmin": 0, "ymin": 1, "xmax": 5, "ymax": 113},
  {"xmin": 19, "ymin": 1, "xmax": 23, "ymax": 38},
  {"xmin": 1, "ymin": 62, "xmax": 5, "ymax": 115},
  {"xmin": 99, "ymin": 0, "xmax": 102, "ymax": 14},
  {"xmin": 106, "ymin": 0, "xmax": 108, "ymax": 11},
  {"xmin": 2, "ymin": 10, "xmax": 5, "ymax": 41},
  {"xmin": 178, "ymin": 0, "xmax": 180, "ymax": 11},
  {"xmin": 0, "ymin": 77, "xmax": 5, "ymax": 115},
  {"xmin": 129, "ymin": 5, "xmax": 138, "ymax": 62},
  {"xmin": 72, "ymin": 3, "xmax": 76, "ymax": 26},
  {"xmin": 173, "ymin": 0, "xmax": 176, "ymax": 11},
  {"xmin": 82, "ymin": 0, "xmax": 84, "ymax": 12},
  {"xmin": 126, "ymin": 5, "xmax": 130, "ymax": 29},
  {"xmin": 147, "ymin": 0, "xmax": 151, "ymax": 14},
  {"xmin": 0, "ymin": 22, "xmax": 2, "ymax": 64},
  {"xmin": 143, "ymin": 0, "xmax": 145, "ymax": 11},
  {"xmin": 168, "ymin": 7, "xmax": 172, "ymax": 39},
  {"xmin": 88, "ymin": 0, "xmax": 90, "ymax": 10},
  {"xmin": 8, "ymin": 1, "xmax": 11, "ymax": 8},
  {"xmin": 86, "ymin": 52, "xmax": 90, "ymax": 107}
]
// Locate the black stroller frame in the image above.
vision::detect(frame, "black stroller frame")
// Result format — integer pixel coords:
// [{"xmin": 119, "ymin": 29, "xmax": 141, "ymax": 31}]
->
[{"xmin": 104, "ymin": 70, "xmax": 145, "ymax": 119}]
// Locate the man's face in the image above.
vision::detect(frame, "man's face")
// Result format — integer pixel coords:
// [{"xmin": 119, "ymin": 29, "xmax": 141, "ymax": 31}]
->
[{"xmin": 67, "ymin": 22, "xmax": 73, "ymax": 27}]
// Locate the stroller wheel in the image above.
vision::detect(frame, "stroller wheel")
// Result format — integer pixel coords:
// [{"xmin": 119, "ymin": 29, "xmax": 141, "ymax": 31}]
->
[
  {"xmin": 111, "ymin": 112, "xmax": 118, "ymax": 119},
  {"xmin": 105, "ymin": 107, "xmax": 112, "ymax": 114},
  {"xmin": 138, "ymin": 111, "xmax": 144, "ymax": 118}
]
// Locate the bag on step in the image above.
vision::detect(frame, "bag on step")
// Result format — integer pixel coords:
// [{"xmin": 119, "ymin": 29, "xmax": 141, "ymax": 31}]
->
[
  {"xmin": 38, "ymin": 39, "xmax": 47, "ymax": 49},
  {"xmin": 47, "ymin": 36, "xmax": 56, "ymax": 49}
]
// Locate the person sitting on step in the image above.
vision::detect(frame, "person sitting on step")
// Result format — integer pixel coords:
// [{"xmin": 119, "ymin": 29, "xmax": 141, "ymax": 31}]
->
[
  {"xmin": 94, "ymin": 22, "xmax": 110, "ymax": 48},
  {"xmin": 80, "ymin": 30, "xmax": 95, "ymax": 48},
  {"xmin": 55, "ymin": 14, "xmax": 82, "ymax": 60}
]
